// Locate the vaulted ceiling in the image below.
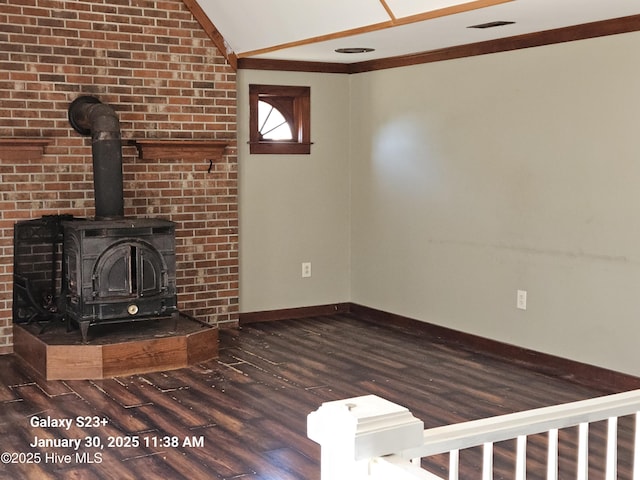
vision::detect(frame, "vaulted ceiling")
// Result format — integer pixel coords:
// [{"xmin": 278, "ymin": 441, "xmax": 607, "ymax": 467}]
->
[{"xmin": 188, "ymin": 0, "xmax": 640, "ymax": 70}]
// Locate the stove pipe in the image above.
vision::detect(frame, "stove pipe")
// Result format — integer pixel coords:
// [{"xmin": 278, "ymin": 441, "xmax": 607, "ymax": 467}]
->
[{"xmin": 68, "ymin": 96, "xmax": 124, "ymax": 220}]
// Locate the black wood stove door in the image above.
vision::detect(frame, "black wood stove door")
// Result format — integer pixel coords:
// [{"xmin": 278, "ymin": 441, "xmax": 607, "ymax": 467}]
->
[{"xmin": 94, "ymin": 240, "xmax": 166, "ymax": 299}]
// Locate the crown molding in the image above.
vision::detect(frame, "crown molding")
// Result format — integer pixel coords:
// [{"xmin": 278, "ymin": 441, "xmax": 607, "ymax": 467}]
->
[{"xmin": 237, "ymin": 58, "xmax": 351, "ymax": 74}]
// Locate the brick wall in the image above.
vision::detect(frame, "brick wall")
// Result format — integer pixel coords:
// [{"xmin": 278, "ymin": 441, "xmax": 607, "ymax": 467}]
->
[{"xmin": 0, "ymin": 0, "xmax": 238, "ymax": 353}]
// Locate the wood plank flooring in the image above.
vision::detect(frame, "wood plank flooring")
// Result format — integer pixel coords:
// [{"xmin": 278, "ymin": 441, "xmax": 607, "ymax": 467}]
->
[{"xmin": 0, "ymin": 314, "xmax": 634, "ymax": 479}]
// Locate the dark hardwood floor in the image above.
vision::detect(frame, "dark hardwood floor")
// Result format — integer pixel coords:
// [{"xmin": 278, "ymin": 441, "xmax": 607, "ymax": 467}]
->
[{"xmin": 0, "ymin": 314, "xmax": 634, "ymax": 479}]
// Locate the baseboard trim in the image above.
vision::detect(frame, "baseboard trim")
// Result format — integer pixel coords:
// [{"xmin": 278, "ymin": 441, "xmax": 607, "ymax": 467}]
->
[
  {"xmin": 240, "ymin": 302, "xmax": 640, "ymax": 392},
  {"xmin": 239, "ymin": 303, "xmax": 351, "ymax": 324},
  {"xmin": 349, "ymin": 303, "xmax": 640, "ymax": 393}
]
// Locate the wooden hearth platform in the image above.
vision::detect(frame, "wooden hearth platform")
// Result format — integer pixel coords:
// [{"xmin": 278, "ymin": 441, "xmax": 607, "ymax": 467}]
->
[{"xmin": 12, "ymin": 314, "xmax": 218, "ymax": 380}]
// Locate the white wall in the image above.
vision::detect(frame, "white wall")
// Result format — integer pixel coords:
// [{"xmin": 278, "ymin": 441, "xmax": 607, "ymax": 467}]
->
[
  {"xmin": 238, "ymin": 32, "xmax": 640, "ymax": 376},
  {"xmin": 349, "ymin": 32, "xmax": 640, "ymax": 376},
  {"xmin": 237, "ymin": 70, "xmax": 351, "ymax": 313}
]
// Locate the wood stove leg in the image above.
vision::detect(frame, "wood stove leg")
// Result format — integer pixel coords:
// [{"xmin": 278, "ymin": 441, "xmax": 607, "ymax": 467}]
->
[
  {"xmin": 79, "ymin": 321, "xmax": 90, "ymax": 344},
  {"xmin": 172, "ymin": 311, "xmax": 179, "ymax": 331}
]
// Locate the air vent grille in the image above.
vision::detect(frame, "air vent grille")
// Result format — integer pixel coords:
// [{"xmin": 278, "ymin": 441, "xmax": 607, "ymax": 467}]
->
[{"xmin": 468, "ymin": 21, "xmax": 515, "ymax": 29}]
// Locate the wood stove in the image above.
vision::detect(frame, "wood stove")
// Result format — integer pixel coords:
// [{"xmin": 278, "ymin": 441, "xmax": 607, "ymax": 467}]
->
[{"xmin": 61, "ymin": 218, "xmax": 177, "ymax": 343}]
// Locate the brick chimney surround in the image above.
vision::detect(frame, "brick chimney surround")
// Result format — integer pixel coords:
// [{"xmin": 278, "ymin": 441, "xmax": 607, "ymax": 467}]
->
[{"xmin": 0, "ymin": 0, "xmax": 239, "ymax": 353}]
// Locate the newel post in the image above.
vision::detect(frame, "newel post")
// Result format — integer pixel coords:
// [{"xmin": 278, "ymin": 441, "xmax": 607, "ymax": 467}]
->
[{"xmin": 307, "ymin": 395, "xmax": 424, "ymax": 480}]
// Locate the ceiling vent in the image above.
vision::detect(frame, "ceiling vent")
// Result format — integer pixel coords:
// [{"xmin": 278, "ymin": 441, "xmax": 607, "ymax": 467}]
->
[
  {"xmin": 468, "ymin": 20, "xmax": 515, "ymax": 29},
  {"xmin": 335, "ymin": 47, "xmax": 375, "ymax": 54}
]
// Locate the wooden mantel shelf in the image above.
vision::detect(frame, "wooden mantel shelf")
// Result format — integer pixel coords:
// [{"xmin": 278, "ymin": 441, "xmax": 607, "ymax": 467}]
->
[
  {"xmin": 134, "ymin": 139, "xmax": 228, "ymax": 161},
  {"xmin": 0, "ymin": 138, "xmax": 51, "ymax": 161}
]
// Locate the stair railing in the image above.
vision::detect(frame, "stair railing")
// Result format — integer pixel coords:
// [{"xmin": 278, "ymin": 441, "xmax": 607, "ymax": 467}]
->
[{"xmin": 308, "ymin": 389, "xmax": 640, "ymax": 480}]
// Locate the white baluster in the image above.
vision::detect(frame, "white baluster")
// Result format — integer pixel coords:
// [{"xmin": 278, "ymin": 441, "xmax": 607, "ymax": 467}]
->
[
  {"xmin": 483, "ymin": 442, "xmax": 493, "ymax": 480},
  {"xmin": 449, "ymin": 449, "xmax": 459, "ymax": 480},
  {"xmin": 577, "ymin": 422, "xmax": 589, "ymax": 480},
  {"xmin": 516, "ymin": 435, "xmax": 527, "ymax": 480},
  {"xmin": 547, "ymin": 428, "xmax": 559, "ymax": 480},
  {"xmin": 605, "ymin": 416, "xmax": 617, "ymax": 480}
]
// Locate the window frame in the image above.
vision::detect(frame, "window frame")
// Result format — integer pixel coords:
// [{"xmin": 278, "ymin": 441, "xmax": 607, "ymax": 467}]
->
[{"xmin": 249, "ymin": 84, "xmax": 311, "ymax": 155}]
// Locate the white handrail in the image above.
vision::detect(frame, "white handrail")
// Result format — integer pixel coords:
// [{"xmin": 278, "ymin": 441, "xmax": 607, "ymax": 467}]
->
[{"xmin": 401, "ymin": 389, "xmax": 640, "ymax": 459}]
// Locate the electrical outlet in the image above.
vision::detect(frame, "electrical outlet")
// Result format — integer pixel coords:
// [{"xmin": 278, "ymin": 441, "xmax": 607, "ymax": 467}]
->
[
  {"xmin": 517, "ymin": 290, "xmax": 527, "ymax": 310},
  {"xmin": 302, "ymin": 262, "xmax": 312, "ymax": 278}
]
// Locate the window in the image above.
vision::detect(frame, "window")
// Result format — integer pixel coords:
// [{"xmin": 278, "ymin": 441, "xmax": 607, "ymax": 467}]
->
[{"xmin": 249, "ymin": 84, "xmax": 311, "ymax": 154}]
